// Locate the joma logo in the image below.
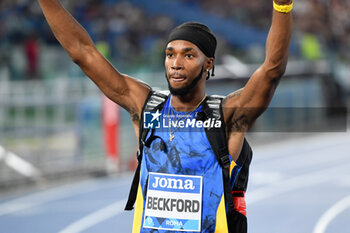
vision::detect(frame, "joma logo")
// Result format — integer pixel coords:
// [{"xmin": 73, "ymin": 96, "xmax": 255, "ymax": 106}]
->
[{"xmin": 152, "ymin": 177, "xmax": 195, "ymax": 190}]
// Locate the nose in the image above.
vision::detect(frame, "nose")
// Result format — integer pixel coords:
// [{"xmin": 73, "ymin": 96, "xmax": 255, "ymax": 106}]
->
[{"xmin": 171, "ymin": 57, "xmax": 184, "ymax": 70}]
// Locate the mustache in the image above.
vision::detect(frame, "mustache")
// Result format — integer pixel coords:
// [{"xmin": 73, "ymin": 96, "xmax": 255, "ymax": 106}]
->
[{"xmin": 165, "ymin": 66, "xmax": 204, "ymax": 96}]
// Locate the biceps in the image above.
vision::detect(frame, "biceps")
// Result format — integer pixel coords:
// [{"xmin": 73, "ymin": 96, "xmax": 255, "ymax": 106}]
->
[
  {"xmin": 76, "ymin": 48, "xmax": 150, "ymax": 114},
  {"xmin": 241, "ymin": 66, "xmax": 279, "ymax": 107},
  {"xmin": 236, "ymin": 66, "xmax": 280, "ymax": 123},
  {"xmin": 78, "ymin": 49, "xmax": 124, "ymax": 90}
]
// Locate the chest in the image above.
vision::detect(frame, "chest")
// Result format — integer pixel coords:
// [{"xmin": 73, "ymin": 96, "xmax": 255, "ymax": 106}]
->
[{"xmin": 143, "ymin": 128, "xmax": 217, "ymax": 175}]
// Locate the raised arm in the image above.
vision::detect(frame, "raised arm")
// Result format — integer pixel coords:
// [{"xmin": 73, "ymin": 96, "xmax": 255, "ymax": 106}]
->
[
  {"xmin": 223, "ymin": 0, "xmax": 292, "ymax": 131},
  {"xmin": 38, "ymin": 0, "xmax": 150, "ymax": 118}
]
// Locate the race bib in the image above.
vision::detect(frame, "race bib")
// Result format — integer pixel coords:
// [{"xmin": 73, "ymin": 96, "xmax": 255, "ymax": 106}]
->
[{"xmin": 143, "ymin": 173, "xmax": 203, "ymax": 232}]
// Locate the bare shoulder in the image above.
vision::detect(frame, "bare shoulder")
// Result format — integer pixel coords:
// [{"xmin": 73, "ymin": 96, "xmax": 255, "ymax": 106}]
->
[
  {"xmin": 223, "ymin": 89, "xmax": 247, "ymax": 161},
  {"xmin": 122, "ymin": 75, "xmax": 151, "ymax": 120},
  {"xmin": 222, "ymin": 88, "xmax": 243, "ymax": 107},
  {"xmin": 222, "ymin": 88, "xmax": 243, "ymax": 121},
  {"xmin": 125, "ymin": 77, "xmax": 151, "ymax": 140},
  {"xmin": 222, "ymin": 88, "xmax": 249, "ymax": 133}
]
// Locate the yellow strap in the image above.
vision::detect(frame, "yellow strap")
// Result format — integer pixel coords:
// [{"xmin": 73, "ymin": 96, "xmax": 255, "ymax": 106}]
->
[
  {"xmin": 273, "ymin": 1, "xmax": 293, "ymax": 13},
  {"xmin": 132, "ymin": 182, "xmax": 144, "ymax": 233},
  {"xmin": 214, "ymin": 193, "xmax": 229, "ymax": 233}
]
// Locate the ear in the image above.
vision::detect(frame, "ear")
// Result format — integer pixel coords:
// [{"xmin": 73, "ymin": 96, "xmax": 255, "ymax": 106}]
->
[{"xmin": 205, "ymin": 58, "xmax": 215, "ymax": 72}]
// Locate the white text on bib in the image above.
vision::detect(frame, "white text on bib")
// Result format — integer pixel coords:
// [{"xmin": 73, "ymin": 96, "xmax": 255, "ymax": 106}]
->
[{"xmin": 143, "ymin": 173, "xmax": 203, "ymax": 232}]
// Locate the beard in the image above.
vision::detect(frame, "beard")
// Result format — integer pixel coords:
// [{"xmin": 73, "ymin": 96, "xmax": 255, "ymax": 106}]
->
[{"xmin": 165, "ymin": 67, "xmax": 204, "ymax": 96}]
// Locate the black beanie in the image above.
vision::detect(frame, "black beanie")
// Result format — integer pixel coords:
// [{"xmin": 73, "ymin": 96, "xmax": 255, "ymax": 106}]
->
[{"xmin": 166, "ymin": 22, "xmax": 217, "ymax": 58}]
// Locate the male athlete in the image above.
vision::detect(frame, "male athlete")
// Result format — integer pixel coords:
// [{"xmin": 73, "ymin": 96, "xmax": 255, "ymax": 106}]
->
[{"xmin": 38, "ymin": 0, "xmax": 292, "ymax": 232}]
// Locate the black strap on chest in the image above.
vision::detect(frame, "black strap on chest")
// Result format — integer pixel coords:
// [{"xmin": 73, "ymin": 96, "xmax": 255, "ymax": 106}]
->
[
  {"xmin": 124, "ymin": 91, "xmax": 252, "ymax": 233},
  {"xmin": 124, "ymin": 90, "xmax": 169, "ymax": 210},
  {"xmin": 201, "ymin": 96, "xmax": 235, "ymax": 231}
]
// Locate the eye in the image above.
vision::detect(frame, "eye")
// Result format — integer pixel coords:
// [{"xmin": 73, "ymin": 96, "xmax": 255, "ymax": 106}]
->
[
  {"xmin": 166, "ymin": 53, "xmax": 173, "ymax": 58},
  {"xmin": 185, "ymin": 54, "xmax": 194, "ymax": 58}
]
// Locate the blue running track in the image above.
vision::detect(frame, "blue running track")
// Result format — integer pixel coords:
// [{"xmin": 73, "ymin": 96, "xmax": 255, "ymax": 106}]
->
[{"xmin": 1, "ymin": 132, "xmax": 350, "ymax": 233}]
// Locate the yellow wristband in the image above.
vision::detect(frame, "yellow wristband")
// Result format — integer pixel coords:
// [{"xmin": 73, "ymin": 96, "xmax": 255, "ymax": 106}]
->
[{"xmin": 273, "ymin": 1, "xmax": 293, "ymax": 13}]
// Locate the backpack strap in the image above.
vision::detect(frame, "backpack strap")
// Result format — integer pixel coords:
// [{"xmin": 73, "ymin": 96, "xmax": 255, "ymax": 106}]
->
[
  {"xmin": 201, "ymin": 95, "xmax": 252, "ymax": 233},
  {"xmin": 203, "ymin": 95, "xmax": 252, "ymax": 192},
  {"xmin": 201, "ymin": 95, "xmax": 236, "ymax": 232},
  {"xmin": 125, "ymin": 90, "xmax": 169, "ymax": 210}
]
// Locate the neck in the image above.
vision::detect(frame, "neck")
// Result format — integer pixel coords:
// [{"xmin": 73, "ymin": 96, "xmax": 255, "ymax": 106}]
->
[{"xmin": 170, "ymin": 91, "xmax": 206, "ymax": 112}]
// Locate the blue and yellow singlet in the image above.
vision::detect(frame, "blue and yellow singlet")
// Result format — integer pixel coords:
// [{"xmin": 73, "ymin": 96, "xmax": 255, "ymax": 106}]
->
[{"xmin": 132, "ymin": 96, "xmax": 240, "ymax": 233}]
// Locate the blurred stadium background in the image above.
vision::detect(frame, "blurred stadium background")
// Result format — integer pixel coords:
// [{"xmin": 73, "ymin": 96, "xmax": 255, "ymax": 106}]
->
[{"xmin": 0, "ymin": 0, "xmax": 349, "ymax": 232}]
